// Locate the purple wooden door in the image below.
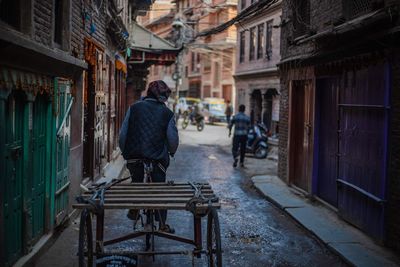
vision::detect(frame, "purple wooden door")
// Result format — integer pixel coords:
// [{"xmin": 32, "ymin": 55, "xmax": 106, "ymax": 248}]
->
[
  {"xmin": 337, "ymin": 63, "xmax": 389, "ymax": 240},
  {"xmin": 314, "ymin": 78, "xmax": 339, "ymax": 207}
]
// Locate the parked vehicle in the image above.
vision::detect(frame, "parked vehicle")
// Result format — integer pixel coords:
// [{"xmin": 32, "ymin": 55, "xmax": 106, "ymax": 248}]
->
[
  {"xmin": 247, "ymin": 123, "xmax": 269, "ymax": 158},
  {"xmin": 182, "ymin": 111, "xmax": 205, "ymax": 131},
  {"xmin": 176, "ymin": 97, "xmax": 201, "ymax": 115},
  {"xmin": 201, "ymin": 98, "xmax": 227, "ymax": 124}
]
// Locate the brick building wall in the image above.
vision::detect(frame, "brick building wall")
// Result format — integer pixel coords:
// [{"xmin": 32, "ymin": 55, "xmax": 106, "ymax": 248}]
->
[
  {"xmin": 280, "ymin": 0, "xmax": 342, "ymax": 61},
  {"xmin": 83, "ymin": 3, "xmax": 107, "ymax": 47},
  {"xmin": 71, "ymin": 0, "xmax": 84, "ymax": 59},
  {"xmin": 277, "ymin": 70, "xmax": 289, "ymax": 181},
  {"xmin": 386, "ymin": 49, "xmax": 400, "ymax": 252},
  {"xmin": 32, "ymin": 0, "xmax": 87, "ymax": 59},
  {"xmin": 33, "ymin": 0, "xmax": 53, "ymax": 46}
]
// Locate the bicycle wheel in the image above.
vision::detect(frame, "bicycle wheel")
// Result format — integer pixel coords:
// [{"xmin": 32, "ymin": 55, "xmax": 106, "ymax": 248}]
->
[
  {"xmin": 207, "ymin": 208, "xmax": 222, "ymax": 267},
  {"xmin": 78, "ymin": 209, "xmax": 93, "ymax": 267}
]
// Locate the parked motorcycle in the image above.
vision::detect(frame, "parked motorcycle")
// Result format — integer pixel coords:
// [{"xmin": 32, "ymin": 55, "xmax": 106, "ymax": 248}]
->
[
  {"xmin": 246, "ymin": 123, "xmax": 269, "ymax": 158},
  {"xmin": 182, "ymin": 112, "xmax": 205, "ymax": 132}
]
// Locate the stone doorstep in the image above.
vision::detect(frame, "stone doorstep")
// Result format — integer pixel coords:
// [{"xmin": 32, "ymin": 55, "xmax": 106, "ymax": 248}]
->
[
  {"xmin": 13, "ymin": 155, "xmax": 126, "ymax": 267},
  {"xmin": 252, "ymin": 175, "xmax": 400, "ymax": 267}
]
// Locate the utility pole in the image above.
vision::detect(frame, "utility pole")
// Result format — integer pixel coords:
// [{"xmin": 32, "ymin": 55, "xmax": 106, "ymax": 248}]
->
[{"xmin": 171, "ymin": 19, "xmax": 185, "ymax": 118}]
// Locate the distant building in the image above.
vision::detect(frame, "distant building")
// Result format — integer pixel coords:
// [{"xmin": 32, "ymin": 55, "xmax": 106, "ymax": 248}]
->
[
  {"xmin": 234, "ymin": 0, "xmax": 281, "ymax": 137},
  {"xmin": 179, "ymin": 0, "xmax": 237, "ymax": 102},
  {"xmin": 142, "ymin": 0, "xmax": 237, "ymax": 103},
  {"xmin": 278, "ymin": 0, "xmax": 400, "ymax": 252}
]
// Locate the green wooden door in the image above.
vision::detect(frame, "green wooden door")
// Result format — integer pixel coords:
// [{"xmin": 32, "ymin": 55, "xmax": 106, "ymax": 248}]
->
[
  {"xmin": 3, "ymin": 92, "xmax": 25, "ymax": 266},
  {"xmin": 30, "ymin": 94, "xmax": 50, "ymax": 242},
  {"xmin": 54, "ymin": 79, "xmax": 72, "ymax": 225}
]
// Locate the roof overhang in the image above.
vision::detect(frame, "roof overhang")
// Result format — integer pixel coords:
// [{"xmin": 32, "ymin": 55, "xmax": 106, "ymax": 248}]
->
[{"xmin": 128, "ymin": 22, "xmax": 181, "ymax": 65}]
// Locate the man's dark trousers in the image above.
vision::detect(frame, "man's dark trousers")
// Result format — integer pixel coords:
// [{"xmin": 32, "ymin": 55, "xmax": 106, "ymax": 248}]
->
[
  {"xmin": 226, "ymin": 115, "xmax": 231, "ymax": 125},
  {"xmin": 232, "ymin": 135, "xmax": 247, "ymax": 163},
  {"xmin": 127, "ymin": 162, "xmax": 167, "ymax": 223}
]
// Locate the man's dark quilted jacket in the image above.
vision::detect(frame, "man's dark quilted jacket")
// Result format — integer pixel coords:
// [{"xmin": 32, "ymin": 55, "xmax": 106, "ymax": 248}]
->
[{"xmin": 120, "ymin": 98, "xmax": 176, "ymax": 166}]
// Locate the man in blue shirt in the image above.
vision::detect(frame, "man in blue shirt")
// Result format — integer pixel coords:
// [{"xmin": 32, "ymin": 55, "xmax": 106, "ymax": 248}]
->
[{"xmin": 228, "ymin": 104, "xmax": 251, "ymax": 167}]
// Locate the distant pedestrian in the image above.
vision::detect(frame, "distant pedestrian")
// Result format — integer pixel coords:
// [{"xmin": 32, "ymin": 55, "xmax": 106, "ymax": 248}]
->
[
  {"xmin": 225, "ymin": 100, "xmax": 233, "ymax": 125},
  {"xmin": 228, "ymin": 104, "xmax": 250, "ymax": 167}
]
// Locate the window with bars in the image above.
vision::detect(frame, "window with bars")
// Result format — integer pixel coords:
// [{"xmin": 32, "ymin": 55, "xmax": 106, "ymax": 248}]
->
[
  {"xmin": 266, "ymin": 20, "xmax": 273, "ymax": 60},
  {"xmin": 292, "ymin": 0, "xmax": 310, "ymax": 38},
  {"xmin": 343, "ymin": 0, "xmax": 381, "ymax": 19},
  {"xmin": 239, "ymin": 31, "xmax": 246, "ymax": 63},
  {"xmin": 249, "ymin": 27, "xmax": 256, "ymax": 61},
  {"xmin": 257, "ymin": 23, "xmax": 265, "ymax": 59}
]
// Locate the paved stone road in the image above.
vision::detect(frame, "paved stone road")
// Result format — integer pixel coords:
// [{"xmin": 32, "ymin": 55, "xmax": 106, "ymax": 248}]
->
[{"xmin": 35, "ymin": 124, "xmax": 347, "ymax": 267}]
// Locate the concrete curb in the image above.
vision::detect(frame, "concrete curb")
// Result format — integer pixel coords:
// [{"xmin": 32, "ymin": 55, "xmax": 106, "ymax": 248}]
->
[{"xmin": 251, "ymin": 175, "xmax": 400, "ymax": 267}]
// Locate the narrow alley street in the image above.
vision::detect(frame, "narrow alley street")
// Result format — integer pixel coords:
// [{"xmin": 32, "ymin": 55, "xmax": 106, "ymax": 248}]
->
[
  {"xmin": 35, "ymin": 124, "xmax": 346, "ymax": 267},
  {"xmin": 2, "ymin": 1, "xmax": 400, "ymax": 266}
]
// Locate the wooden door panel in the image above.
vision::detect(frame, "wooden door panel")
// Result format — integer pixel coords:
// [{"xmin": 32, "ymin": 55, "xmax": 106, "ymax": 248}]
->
[
  {"xmin": 290, "ymin": 80, "xmax": 313, "ymax": 192},
  {"xmin": 31, "ymin": 94, "xmax": 49, "ymax": 242},
  {"xmin": 337, "ymin": 64, "xmax": 388, "ymax": 240},
  {"xmin": 54, "ymin": 79, "xmax": 72, "ymax": 225},
  {"xmin": 3, "ymin": 92, "xmax": 24, "ymax": 265},
  {"xmin": 315, "ymin": 78, "xmax": 339, "ymax": 206}
]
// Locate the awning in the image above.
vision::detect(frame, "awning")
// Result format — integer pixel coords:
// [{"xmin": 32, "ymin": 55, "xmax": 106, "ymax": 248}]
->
[
  {"xmin": 128, "ymin": 22, "xmax": 181, "ymax": 65},
  {"xmin": 0, "ymin": 66, "xmax": 54, "ymax": 96}
]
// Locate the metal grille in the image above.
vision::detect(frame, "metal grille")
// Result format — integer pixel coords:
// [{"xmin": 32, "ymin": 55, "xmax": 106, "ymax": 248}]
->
[{"xmin": 344, "ymin": 0, "xmax": 374, "ymax": 19}]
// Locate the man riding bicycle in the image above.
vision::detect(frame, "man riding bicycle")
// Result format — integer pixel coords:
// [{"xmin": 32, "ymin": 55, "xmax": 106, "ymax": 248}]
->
[{"xmin": 119, "ymin": 80, "xmax": 179, "ymax": 233}]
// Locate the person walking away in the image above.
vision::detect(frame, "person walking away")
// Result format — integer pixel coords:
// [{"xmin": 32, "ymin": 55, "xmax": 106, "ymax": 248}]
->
[
  {"xmin": 228, "ymin": 104, "xmax": 250, "ymax": 167},
  {"xmin": 225, "ymin": 100, "xmax": 233, "ymax": 125},
  {"xmin": 119, "ymin": 80, "xmax": 179, "ymax": 233}
]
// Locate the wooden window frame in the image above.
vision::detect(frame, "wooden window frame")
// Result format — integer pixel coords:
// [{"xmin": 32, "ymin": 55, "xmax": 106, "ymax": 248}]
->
[
  {"xmin": 249, "ymin": 27, "xmax": 256, "ymax": 61},
  {"xmin": 266, "ymin": 20, "xmax": 273, "ymax": 60},
  {"xmin": 239, "ymin": 31, "xmax": 246, "ymax": 63},
  {"xmin": 257, "ymin": 23, "xmax": 265, "ymax": 59}
]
